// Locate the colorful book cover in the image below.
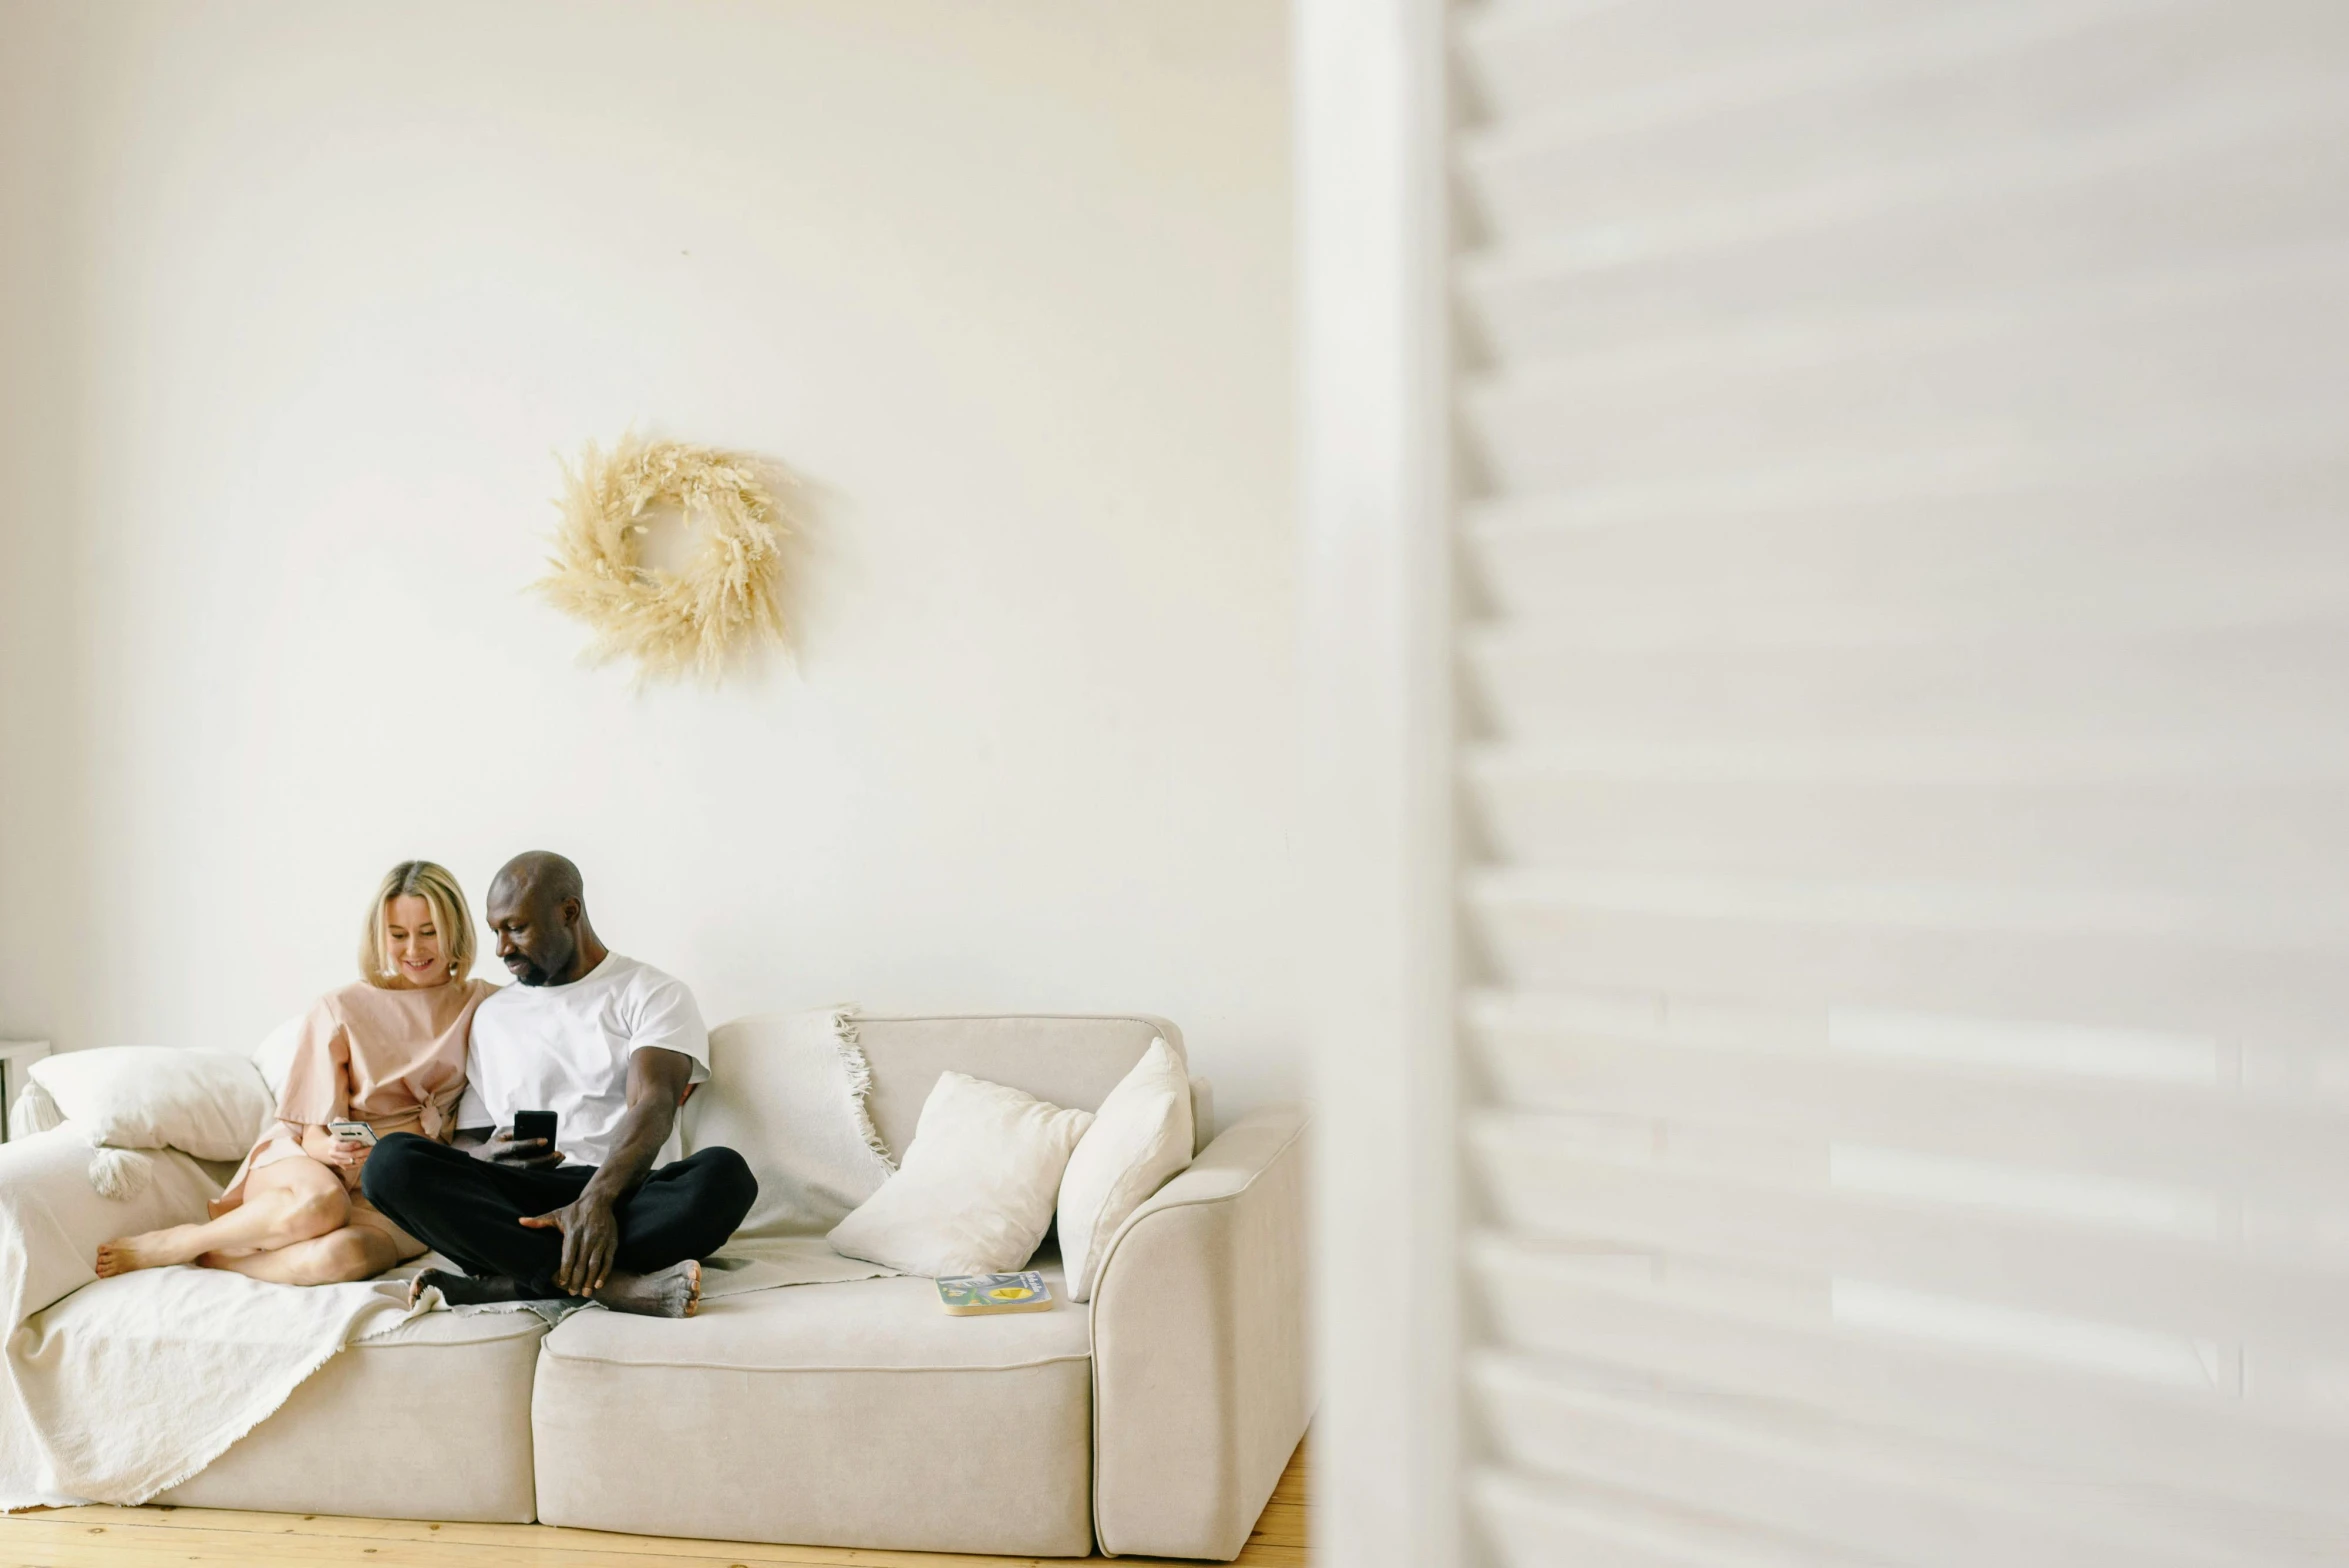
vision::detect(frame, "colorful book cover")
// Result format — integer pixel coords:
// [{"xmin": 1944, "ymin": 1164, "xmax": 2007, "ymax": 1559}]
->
[{"xmin": 936, "ymin": 1271, "xmax": 1054, "ymax": 1315}]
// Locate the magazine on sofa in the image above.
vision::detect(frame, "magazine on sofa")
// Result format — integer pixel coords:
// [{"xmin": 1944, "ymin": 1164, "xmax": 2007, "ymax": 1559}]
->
[{"xmin": 935, "ymin": 1271, "xmax": 1053, "ymax": 1314}]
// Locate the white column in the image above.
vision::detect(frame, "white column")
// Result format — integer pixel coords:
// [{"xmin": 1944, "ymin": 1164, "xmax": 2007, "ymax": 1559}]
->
[{"xmin": 1295, "ymin": 1, "xmax": 1457, "ymax": 1564}]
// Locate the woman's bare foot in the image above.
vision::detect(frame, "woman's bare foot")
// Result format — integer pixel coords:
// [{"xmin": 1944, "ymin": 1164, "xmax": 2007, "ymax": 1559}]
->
[
  {"xmin": 94, "ymin": 1225, "xmax": 209, "ymax": 1277},
  {"xmin": 407, "ymin": 1268, "xmax": 538, "ymax": 1309},
  {"xmin": 592, "ymin": 1260, "xmax": 701, "ymax": 1318}
]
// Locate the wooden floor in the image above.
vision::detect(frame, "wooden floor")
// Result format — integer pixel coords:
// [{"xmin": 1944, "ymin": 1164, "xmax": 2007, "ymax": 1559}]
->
[{"xmin": 2, "ymin": 1438, "xmax": 1306, "ymax": 1567}]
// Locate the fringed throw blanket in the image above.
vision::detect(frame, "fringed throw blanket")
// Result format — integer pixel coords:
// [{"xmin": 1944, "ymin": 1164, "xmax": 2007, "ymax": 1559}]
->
[{"xmin": 0, "ymin": 1128, "xmax": 420, "ymax": 1508}]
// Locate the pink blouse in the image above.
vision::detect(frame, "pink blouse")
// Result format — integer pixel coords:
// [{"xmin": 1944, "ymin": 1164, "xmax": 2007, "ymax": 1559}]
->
[{"xmin": 212, "ymin": 978, "xmax": 495, "ymax": 1214}]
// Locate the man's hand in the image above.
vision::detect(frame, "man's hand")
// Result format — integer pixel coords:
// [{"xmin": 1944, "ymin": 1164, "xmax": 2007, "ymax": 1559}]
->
[
  {"xmin": 498, "ymin": 1050, "xmax": 692, "ymax": 1297},
  {"xmin": 471, "ymin": 1126, "xmax": 566, "ymax": 1170},
  {"xmin": 519, "ymin": 1190, "xmax": 620, "ymax": 1295}
]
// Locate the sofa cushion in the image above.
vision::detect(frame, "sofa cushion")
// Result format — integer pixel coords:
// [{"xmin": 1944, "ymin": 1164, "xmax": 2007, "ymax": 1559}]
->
[
  {"xmin": 828, "ymin": 1071, "xmax": 1092, "ymax": 1277},
  {"xmin": 1058, "ymin": 1036, "xmax": 1194, "ymax": 1302},
  {"xmin": 249, "ymin": 1013, "xmax": 306, "ymax": 1100},
  {"xmin": 156, "ymin": 1307, "xmax": 545, "ymax": 1522},
  {"xmin": 859, "ymin": 1013, "xmax": 1181, "ymax": 1159},
  {"xmin": 532, "ymin": 1269, "xmax": 1092, "ymax": 1554},
  {"xmin": 29, "ymin": 1047, "xmax": 271, "ymax": 1165},
  {"xmin": 680, "ymin": 1007, "xmax": 896, "ymax": 1238},
  {"xmin": 0, "ymin": 1126, "xmax": 223, "ymax": 1328},
  {"xmin": 545, "ymin": 1264, "xmax": 1089, "ymax": 1370}
]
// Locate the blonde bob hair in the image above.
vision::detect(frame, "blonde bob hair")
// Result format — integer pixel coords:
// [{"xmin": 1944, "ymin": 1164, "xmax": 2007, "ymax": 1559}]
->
[{"xmin": 359, "ymin": 860, "xmax": 476, "ymax": 987}]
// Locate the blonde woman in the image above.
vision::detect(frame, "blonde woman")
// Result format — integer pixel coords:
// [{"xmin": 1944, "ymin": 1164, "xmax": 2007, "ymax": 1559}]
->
[{"xmin": 96, "ymin": 861, "xmax": 498, "ymax": 1285}]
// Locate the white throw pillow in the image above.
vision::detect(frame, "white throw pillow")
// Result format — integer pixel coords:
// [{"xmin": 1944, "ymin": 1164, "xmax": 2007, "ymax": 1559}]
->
[
  {"xmin": 1055, "ymin": 1037, "xmax": 1194, "ymax": 1302},
  {"xmin": 828, "ymin": 1071, "xmax": 1094, "ymax": 1277},
  {"xmin": 29, "ymin": 1047, "xmax": 272, "ymax": 1163}
]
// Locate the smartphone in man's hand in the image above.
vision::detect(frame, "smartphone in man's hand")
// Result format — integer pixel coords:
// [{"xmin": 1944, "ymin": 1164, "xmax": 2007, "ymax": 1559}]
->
[{"xmin": 513, "ymin": 1110, "xmax": 558, "ymax": 1150}]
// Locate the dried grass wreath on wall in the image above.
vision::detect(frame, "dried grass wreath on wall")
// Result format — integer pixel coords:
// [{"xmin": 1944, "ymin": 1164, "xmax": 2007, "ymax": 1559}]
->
[{"xmin": 533, "ymin": 435, "xmax": 791, "ymax": 683}]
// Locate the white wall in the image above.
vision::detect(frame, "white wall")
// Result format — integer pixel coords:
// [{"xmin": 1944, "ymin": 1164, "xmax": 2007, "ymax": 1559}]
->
[
  {"xmin": 0, "ymin": 0, "xmax": 91, "ymax": 1067},
  {"xmin": 0, "ymin": 0, "xmax": 1300, "ymax": 1118}
]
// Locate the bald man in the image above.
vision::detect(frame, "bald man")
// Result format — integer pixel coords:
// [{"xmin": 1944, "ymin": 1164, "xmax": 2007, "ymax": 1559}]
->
[{"xmin": 363, "ymin": 852, "xmax": 756, "ymax": 1316}]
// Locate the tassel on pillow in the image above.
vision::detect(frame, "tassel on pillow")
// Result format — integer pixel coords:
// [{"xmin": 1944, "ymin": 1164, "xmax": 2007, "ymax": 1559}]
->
[
  {"xmin": 85, "ymin": 1142, "xmax": 154, "ymax": 1202},
  {"xmin": 6, "ymin": 1077, "xmax": 65, "ymax": 1141}
]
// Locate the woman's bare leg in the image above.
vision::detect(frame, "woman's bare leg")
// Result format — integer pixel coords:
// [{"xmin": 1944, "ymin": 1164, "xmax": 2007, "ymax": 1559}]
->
[
  {"xmin": 206, "ymin": 1198, "xmax": 423, "ymax": 1286},
  {"xmin": 95, "ymin": 1156, "xmax": 349, "ymax": 1276},
  {"xmin": 204, "ymin": 1224, "xmax": 403, "ymax": 1286}
]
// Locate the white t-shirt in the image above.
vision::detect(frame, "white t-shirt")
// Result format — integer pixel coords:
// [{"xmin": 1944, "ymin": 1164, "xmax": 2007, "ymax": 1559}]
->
[{"xmin": 455, "ymin": 953, "xmax": 711, "ymax": 1169}]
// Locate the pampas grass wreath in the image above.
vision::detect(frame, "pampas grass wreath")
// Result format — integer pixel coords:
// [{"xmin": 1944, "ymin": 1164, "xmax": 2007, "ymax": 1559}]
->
[{"xmin": 533, "ymin": 435, "xmax": 792, "ymax": 684}]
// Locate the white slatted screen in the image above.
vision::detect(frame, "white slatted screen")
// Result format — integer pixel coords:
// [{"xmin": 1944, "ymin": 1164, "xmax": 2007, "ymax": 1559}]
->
[{"xmin": 1449, "ymin": 2, "xmax": 2349, "ymax": 1563}]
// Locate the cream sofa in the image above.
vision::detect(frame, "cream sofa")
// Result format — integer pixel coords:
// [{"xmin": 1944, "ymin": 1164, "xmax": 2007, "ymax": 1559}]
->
[{"xmin": 27, "ymin": 1013, "xmax": 1312, "ymax": 1560}]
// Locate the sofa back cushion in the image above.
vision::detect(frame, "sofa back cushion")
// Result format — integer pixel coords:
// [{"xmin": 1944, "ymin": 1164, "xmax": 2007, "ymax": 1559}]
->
[
  {"xmin": 683, "ymin": 1008, "xmax": 898, "ymax": 1239},
  {"xmin": 250, "ymin": 1013, "xmax": 305, "ymax": 1100},
  {"xmin": 859, "ymin": 1015, "xmax": 1184, "ymax": 1162}
]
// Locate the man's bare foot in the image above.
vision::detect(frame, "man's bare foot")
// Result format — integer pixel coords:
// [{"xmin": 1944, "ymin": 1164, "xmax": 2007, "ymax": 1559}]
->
[
  {"xmin": 592, "ymin": 1260, "xmax": 701, "ymax": 1318},
  {"xmin": 407, "ymin": 1268, "xmax": 540, "ymax": 1309},
  {"xmin": 94, "ymin": 1226, "xmax": 207, "ymax": 1277}
]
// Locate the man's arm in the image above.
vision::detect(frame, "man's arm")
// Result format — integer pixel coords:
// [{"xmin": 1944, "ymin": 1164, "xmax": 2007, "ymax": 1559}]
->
[{"xmin": 517, "ymin": 1046, "xmax": 695, "ymax": 1295}]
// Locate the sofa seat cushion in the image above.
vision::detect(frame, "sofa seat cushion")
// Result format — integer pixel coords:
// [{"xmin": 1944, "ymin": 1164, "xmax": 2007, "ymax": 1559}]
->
[
  {"xmin": 156, "ymin": 1307, "xmax": 546, "ymax": 1522},
  {"xmin": 532, "ymin": 1269, "xmax": 1093, "ymax": 1555},
  {"xmin": 545, "ymin": 1265, "xmax": 1089, "ymax": 1371}
]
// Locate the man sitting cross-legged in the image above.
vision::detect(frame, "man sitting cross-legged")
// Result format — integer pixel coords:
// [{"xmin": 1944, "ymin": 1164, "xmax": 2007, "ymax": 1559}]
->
[{"xmin": 363, "ymin": 851, "xmax": 756, "ymax": 1318}]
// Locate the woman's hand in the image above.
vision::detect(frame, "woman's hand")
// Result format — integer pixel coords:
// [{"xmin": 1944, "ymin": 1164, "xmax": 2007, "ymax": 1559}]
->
[{"xmin": 301, "ymin": 1122, "xmax": 370, "ymax": 1170}]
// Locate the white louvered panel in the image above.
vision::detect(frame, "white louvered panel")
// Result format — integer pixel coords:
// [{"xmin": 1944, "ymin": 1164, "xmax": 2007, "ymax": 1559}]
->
[
  {"xmin": 1471, "ymin": 1117, "xmax": 2349, "ymax": 1353},
  {"xmin": 1471, "ymin": 1236, "xmax": 2349, "ymax": 1514},
  {"xmin": 1469, "ymin": 872, "xmax": 2349, "ymax": 1057},
  {"xmin": 1466, "ymin": 253, "xmax": 2349, "ymax": 498},
  {"xmin": 1462, "ymin": 464, "xmax": 2349, "ymax": 644},
  {"xmin": 1457, "ymin": 0, "xmax": 1982, "ymax": 127},
  {"xmin": 1473, "ymin": 1466, "xmax": 1884, "ymax": 1568},
  {"xmin": 1450, "ymin": 2, "xmax": 2349, "ymax": 1561},
  {"xmin": 1465, "ymin": 767, "xmax": 2349, "ymax": 890},
  {"xmin": 1460, "ymin": 100, "xmax": 2349, "ymax": 368},
  {"xmin": 1469, "ymin": 625, "xmax": 2349, "ymax": 769},
  {"xmin": 1463, "ymin": 991, "xmax": 2349, "ymax": 1202},
  {"xmin": 1459, "ymin": 0, "xmax": 2343, "ymax": 249},
  {"xmin": 1472, "ymin": 1353, "xmax": 2349, "ymax": 1568}
]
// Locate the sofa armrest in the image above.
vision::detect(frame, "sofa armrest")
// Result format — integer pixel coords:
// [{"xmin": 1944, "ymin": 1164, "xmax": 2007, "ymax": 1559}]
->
[
  {"xmin": 0, "ymin": 1125, "xmax": 223, "ymax": 1328},
  {"xmin": 1089, "ymin": 1105, "xmax": 1312, "ymax": 1560}
]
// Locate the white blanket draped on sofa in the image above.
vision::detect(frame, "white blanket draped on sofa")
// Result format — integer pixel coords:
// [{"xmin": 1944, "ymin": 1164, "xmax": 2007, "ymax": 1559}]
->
[
  {"xmin": 0, "ymin": 1127, "xmax": 423, "ymax": 1509},
  {"xmin": 2, "ymin": 1261, "xmax": 420, "ymax": 1510}
]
